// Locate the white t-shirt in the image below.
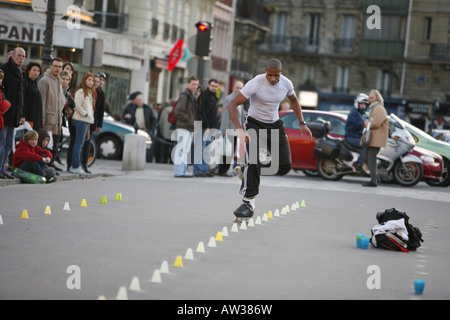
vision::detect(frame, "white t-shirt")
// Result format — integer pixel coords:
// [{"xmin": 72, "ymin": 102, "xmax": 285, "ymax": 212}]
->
[{"xmin": 240, "ymin": 74, "xmax": 295, "ymax": 123}]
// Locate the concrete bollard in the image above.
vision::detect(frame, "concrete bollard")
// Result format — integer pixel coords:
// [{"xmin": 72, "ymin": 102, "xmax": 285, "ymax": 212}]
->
[{"xmin": 122, "ymin": 134, "xmax": 146, "ymax": 170}]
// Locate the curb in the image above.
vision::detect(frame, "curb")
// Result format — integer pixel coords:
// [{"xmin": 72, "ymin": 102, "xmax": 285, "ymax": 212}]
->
[{"xmin": 0, "ymin": 172, "xmax": 118, "ymax": 187}]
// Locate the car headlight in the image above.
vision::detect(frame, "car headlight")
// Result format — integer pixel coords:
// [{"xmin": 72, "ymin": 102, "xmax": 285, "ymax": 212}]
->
[{"xmin": 419, "ymin": 155, "xmax": 434, "ymax": 163}]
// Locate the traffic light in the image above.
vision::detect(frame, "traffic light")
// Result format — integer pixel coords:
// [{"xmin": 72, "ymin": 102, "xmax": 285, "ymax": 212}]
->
[{"xmin": 195, "ymin": 21, "xmax": 212, "ymax": 56}]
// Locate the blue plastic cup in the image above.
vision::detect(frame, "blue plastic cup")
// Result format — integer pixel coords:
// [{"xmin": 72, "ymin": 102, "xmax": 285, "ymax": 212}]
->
[
  {"xmin": 356, "ymin": 234, "xmax": 366, "ymax": 248},
  {"xmin": 361, "ymin": 237, "xmax": 370, "ymax": 249},
  {"xmin": 414, "ymin": 279, "xmax": 425, "ymax": 295}
]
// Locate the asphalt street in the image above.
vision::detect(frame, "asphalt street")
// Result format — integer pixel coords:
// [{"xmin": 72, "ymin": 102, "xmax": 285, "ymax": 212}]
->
[{"xmin": 0, "ymin": 159, "xmax": 449, "ymax": 301}]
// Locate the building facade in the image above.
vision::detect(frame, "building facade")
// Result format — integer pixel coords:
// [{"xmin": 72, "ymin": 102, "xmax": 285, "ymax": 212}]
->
[
  {"xmin": 253, "ymin": 0, "xmax": 450, "ymax": 130},
  {"xmin": 0, "ymin": 0, "xmax": 234, "ymax": 116}
]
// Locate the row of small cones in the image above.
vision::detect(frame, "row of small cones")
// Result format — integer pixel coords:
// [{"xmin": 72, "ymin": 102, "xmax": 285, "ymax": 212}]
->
[
  {"xmin": 105, "ymin": 199, "xmax": 306, "ymax": 300},
  {"xmin": 0, "ymin": 193, "xmax": 123, "ymax": 223}
]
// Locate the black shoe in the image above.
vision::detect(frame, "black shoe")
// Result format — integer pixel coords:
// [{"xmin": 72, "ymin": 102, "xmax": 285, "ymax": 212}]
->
[
  {"xmin": 194, "ymin": 173, "xmax": 207, "ymax": 177},
  {"xmin": 174, "ymin": 175, "xmax": 193, "ymax": 178},
  {"xmin": 53, "ymin": 166, "xmax": 63, "ymax": 172},
  {"xmin": 362, "ymin": 181, "xmax": 377, "ymax": 187},
  {"xmin": 218, "ymin": 173, "xmax": 233, "ymax": 177},
  {"xmin": 46, "ymin": 177, "xmax": 57, "ymax": 183},
  {"xmin": 2, "ymin": 172, "xmax": 15, "ymax": 180},
  {"xmin": 234, "ymin": 202, "xmax": 254, "ymax": 218},
  {"xmin": 353, "ymin": 162, "xmax": 363, "ymax": 172},
  {"xmin": 83, "ymin": 167, "xmax": 92, "ymax": 174}
]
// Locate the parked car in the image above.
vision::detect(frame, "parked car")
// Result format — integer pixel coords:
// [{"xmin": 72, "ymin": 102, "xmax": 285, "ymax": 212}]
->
[
  {"xmin": 279, "ymin": 110, "xmax": 444, "ymax": 185},
  {"xmin": 280, "ymin": 110, "xmax": 347, "ymax": 176},
  {"xmin": 92, "ymin": 113, "xmax": 152, "ymax": 160},
  {"xmin": 400, "ymin": 120, "xmax": 450, "ymax": 186}
]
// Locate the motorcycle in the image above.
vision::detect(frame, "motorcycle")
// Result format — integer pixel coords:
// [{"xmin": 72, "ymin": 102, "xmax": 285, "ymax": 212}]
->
[{"xmin": 311, "ymin": 113, "xmax": 424, "ymax": 187}]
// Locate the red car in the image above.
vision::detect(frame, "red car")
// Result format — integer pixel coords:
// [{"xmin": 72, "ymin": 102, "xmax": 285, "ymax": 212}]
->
[{"xmin": 279, "ymin": 110, "xmax": 444, "ymax": 184}]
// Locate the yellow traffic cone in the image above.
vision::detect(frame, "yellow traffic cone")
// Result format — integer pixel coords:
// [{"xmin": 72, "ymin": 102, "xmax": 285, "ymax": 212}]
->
[
  {"xmin": 100, "ymin": 196, "xmax": 107, "ymax": 204},
  {"xmin": 215, "ymin": 231, "xmax": 223, "ymax": 242},
  {"xmin": 80, "ymin": 199, "xmax": 87, "ymax": 207},
  {"xmin": 300, "ymin": 200, "xmax": 306, "ymax": 208},
  {"xmin": 44, "ymin": 205, "xmax": 51, "ymax": 215},
  {"xmin": 173, "ymin": 255, "xmax": 183, "ymax": 267},
  {"xmin": 115, "ymin": 193, "xmax": 122, "ymax": 201},
  {"xmin": 21, "ymin": 210, "xmax": 29, "ymax": 219}
]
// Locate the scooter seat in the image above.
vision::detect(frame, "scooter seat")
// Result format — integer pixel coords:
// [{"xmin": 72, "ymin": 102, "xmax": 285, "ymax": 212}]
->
[{"xmin": 343, "ymin": 140, "xmax": 363, "ymax": 153}]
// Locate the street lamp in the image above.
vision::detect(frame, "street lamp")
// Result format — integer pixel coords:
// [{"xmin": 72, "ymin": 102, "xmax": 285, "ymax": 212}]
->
[{"xmin": 41, "ymin": 0, "xmax": 56, "ymax": 71}]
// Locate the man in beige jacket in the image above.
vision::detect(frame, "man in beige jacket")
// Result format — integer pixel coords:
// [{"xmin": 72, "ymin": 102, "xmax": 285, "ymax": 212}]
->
[{"xmin": 38, "ymin": 58, "xmax": 66, "ymax": 169}]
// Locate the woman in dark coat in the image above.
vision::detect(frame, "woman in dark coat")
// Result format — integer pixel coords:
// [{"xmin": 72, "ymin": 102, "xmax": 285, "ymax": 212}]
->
[{"xmin": 23, "ymin": 62, "xmax": 43, "ymax": 131}]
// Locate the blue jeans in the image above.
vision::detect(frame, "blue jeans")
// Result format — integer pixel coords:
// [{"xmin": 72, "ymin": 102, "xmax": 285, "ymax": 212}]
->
[
  {"xmin": 20, "ymin": 157, "xmax": 46, "ymax": 177},
  {"xmin": 192, "ymin": 129, "xmax": 208, "ymax": 175},
  {"xmin": 71, "ymin": 120, "xmax": 89, "ymax": 169},
  {"xmin": 346, "ymin": 136, "xmax": 364, "ymax": 163},
  {"xmin": 172, "ymin": 130, "xmax": 209, "ymax": 176},
  {"xmin": 173, "ymin": 131, "xmax": 192, "ymax": 176},
  {"xmin": 0, "ymin": 125, "xmax": 15, "ymax": 174}
]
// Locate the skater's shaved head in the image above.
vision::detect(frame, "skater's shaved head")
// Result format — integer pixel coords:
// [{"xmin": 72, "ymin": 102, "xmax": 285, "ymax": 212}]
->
[
  {"xmin": 266, "ymin": 58, "xmax": 282, "ymax": 71},
  {"xmin": 265, "ymin": 58, "xmax": 283, "ymax": 85}
]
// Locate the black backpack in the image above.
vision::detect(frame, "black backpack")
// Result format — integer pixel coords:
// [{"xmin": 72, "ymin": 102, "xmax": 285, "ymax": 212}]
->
[{"xmin": 371, "ymin": 208, "xmax": 424, "ymax": 252}]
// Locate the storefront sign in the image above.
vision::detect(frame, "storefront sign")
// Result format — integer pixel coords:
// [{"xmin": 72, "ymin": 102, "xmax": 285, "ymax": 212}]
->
[
  {"xmin": 407, "ymin": 102, "xmax": 431, "ymax": 115},
  {"xmin": 155, "ymin": 59, "xmax": 169, "ymax": 70},
  {"xmin": 0, "ymin": 22, "xmax": 44, "ymax": 44}
]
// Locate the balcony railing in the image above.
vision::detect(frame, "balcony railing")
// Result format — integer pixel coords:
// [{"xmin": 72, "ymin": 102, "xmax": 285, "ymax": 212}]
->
[
  {"xmin": 359, "ymin": 39, "xmax": 405, "ymax": 58},
  {"xmin": 361, "ymin": 0, "xmax": 409, "ymax": 15},
  {"xmin": 334, "ymin": 38, "xmax": 356, "ymax": 54},
  {"xmin": 262, "ymin": 35, "xmax": 320, "ymax": 54},
  {"xmin": 430, "ymin": 43, "xmax": 450, "ymax": 61}
]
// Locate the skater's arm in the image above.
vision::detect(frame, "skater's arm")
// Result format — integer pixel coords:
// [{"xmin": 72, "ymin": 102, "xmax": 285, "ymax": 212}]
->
[
  {"xmin": 288, "ymin": 93, "xmax": 312, "ymax": 139},
  {"xmin": 228, "ymin": 92, "xmax": 250, "ymax": 143}
]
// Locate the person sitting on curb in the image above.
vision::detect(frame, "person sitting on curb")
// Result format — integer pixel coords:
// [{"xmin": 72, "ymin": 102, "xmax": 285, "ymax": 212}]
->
[{"xmin": 12, "ymin": 130, "xmax": 56, "ymax": 183}]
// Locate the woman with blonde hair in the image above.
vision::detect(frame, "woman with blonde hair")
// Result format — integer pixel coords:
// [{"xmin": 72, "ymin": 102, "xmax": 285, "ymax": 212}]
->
[
  {"xmin": 69, "ymin": 72, "xmax": 95, "ymax": 175},
  {"xmin": 362, "ymin": 89, "xmax": 389, "ymax": 187}
]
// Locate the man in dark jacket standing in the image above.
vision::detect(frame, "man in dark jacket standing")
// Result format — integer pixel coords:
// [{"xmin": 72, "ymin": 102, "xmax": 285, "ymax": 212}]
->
[
  {"xmin": 0, "ymin": 47, "xmax": 26, "ymax": 178},
  {"xmin": 200, "ymin": 79, "xmax": 219, "ymax": 131},
  {"xmin": 194, "ymin": 79, "xmax": 219, "ymax": 177}
]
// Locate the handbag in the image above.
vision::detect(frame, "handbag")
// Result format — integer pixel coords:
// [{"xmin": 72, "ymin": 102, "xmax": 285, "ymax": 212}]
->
[{"xmin": 360, "ymin": 118, "xmax": 372, "ymax": 147}]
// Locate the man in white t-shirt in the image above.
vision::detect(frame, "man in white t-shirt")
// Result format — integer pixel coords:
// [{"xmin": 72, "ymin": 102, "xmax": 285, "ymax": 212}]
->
[{"xmin": 228, "ymin": 58, "xmax": 312, "ymax": 219}]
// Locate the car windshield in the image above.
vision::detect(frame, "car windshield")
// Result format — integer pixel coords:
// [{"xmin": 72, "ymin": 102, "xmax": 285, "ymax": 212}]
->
[{"xmin": 400, "ymin": 119, "xmax": 437, "ymax": 142}]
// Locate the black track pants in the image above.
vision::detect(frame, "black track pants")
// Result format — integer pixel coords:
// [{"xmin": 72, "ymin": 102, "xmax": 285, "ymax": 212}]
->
[{"xmin": 239, "ymin": 117, "xmax": 292, "ymax": 199}]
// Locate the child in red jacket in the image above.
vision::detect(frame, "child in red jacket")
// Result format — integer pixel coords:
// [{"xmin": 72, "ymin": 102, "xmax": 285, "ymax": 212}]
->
[{"xmin": 12, "ymin": 130, "xmax": 56, "ymax": 182}]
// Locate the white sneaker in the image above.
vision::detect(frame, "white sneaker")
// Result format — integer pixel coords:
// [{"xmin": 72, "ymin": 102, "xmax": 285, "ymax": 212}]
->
[{"xmin": 69, "ymin": 167, "xmax": 87, "ymax": 175}]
